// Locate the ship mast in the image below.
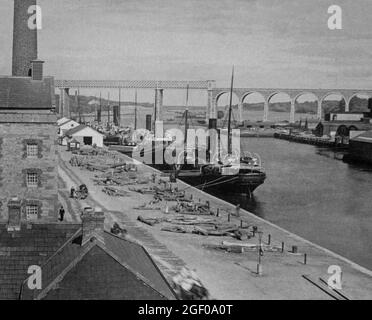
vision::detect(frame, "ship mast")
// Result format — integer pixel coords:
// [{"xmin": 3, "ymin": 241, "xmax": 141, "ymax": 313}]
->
[
  {"xmin": 153, "ymin": 83, "xmax": 158, "ymax": 134},
  {"xmin": 134, "ymin": 90, "xmax": 138, "ymax": 130},
  {"xmin": 227, "ymin": 66, "xmax": 234, "ymax": 155},
  {"xmin": 184, "ymin": 84, "xmax": 190, "ymax": 145}
]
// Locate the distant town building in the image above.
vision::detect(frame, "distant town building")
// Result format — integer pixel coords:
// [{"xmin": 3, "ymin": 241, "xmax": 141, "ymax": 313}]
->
[{"xmin": 313, "ymin": 100, "xmax": 372, "ymax": 138}]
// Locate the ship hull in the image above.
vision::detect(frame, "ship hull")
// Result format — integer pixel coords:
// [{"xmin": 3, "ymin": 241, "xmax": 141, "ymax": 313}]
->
[
  {"xmin": 114, "ymin": 145, "xmax": 266, "ymax": 196},
  {"xmin": 176, "ymin": 171, "xmax": 266, "ymax": 195}
]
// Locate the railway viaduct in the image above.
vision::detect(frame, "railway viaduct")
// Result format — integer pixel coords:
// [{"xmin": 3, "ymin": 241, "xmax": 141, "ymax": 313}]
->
[{"xmin": 55, "ymin": 80, "xmax": 372, "ymax": 124}]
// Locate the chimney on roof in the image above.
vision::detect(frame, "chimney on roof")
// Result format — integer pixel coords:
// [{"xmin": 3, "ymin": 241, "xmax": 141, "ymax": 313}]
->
[
  {"xmin": 81, "ymin": 207, "xmax": 105, "ymax": 246},
  {"xmin": 7, "ymin": 196, "xmax": 22, "ymax": 232},
  {"xmin": 12, "ymin": 0, "xmax": 38, "ymax": 77},
  {"xmin": 31, "ymin": 59, "xmax": 44, "ymax": 80}
]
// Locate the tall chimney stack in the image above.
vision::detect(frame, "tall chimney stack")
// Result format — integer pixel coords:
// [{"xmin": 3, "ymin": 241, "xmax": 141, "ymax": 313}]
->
[{"xmin": 12, "ymin": 0, "xmax": 38, "ymax": 77}]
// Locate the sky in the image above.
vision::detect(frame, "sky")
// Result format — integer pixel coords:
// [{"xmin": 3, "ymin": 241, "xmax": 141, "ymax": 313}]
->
[{"xmin": 1, "ymin": 0, "xmax": 372, "ymax": 105}]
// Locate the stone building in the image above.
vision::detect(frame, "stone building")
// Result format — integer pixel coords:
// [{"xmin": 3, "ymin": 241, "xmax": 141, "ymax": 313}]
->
[
  {"xmin": 0, "ymin": 0, "xmax": 58, "ymax": 225},
  {"xmin": 0, "ymin": 77, "xmax": 58, "ymax": 225}
]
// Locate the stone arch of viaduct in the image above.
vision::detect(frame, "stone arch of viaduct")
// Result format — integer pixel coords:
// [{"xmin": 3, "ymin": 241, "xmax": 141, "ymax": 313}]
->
[
  {"xmin": 54, "ymin": 80, "xmax": 372, "ymax": 124},
  {"xmin": 208, "ymin": 87, "xmax": 372, "ymax": 123}
]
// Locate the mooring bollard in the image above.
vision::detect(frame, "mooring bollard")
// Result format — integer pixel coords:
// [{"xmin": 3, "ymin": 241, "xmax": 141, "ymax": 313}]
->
[
  {"xmin": 257, "ymin": 263, "xmax": 263, "ymax": 276},
  {"xmin": 235, "ymin": 204, "xmax": 240, "ymax": 217}
]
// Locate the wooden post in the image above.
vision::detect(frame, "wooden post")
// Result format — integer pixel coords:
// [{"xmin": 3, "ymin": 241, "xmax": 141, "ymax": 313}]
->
[
  {"xmin": 268, "ymin": 234, "xmax": 271, "ymax": 245},
  {"xmin": 304, "ymin": 253, "xmax": 307, "ymax": 265},
  {"xmin": 228, "ymin": 213, "xmax": 231, "ymax": 222},
  {"xmin": 216, "ymin": 208, "xmax": 219, "ymax": 217},
  {"xmin": 257, "ymin": 231, "xmax": 263, "ymax": 275},
  {"xmin": 281, "ymin": 242, "xmax": 284, "ymax": 253}
]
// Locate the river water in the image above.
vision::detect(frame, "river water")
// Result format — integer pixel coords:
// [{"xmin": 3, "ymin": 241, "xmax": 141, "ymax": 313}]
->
[{"xmin": 212, "ymin": 138, "xmax": 372, "ymax": 270}]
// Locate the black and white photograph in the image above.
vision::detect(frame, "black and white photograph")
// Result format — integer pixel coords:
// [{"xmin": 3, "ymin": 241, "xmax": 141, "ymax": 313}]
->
[{"xmin": 0, "ymin": 0, "xmax": 371, "ymax": 307}]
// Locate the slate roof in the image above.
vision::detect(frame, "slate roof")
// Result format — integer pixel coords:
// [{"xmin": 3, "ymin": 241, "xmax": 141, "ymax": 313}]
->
[
  {"xmin": 64, "ymin": 124, "xmax": 103, "ymax": 137},
  {"xmin": 0, "ymin": 223, "xmax": 80, "ymax": 300},
  {"xmin": 18, "ymin": 230, "xmax": 176, "ymax": 300},
  {"xmin": 58, "ymin": 119, "xmax": 74, "ymax": 127},
  {"xmin": 0, "ymin": 77, "xmax": 54, "ymax": 110}
]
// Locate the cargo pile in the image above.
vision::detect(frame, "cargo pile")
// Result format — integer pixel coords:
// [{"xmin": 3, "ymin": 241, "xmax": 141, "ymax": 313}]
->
[{"xmin": 68, "ymin": 149, "xmax": 156, "ymax": 197}]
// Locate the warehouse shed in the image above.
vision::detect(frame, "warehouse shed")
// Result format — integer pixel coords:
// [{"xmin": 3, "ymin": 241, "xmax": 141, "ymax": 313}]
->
[{"xmin": 63, "ymin": 125, "xmax": 104, "ymax": 147}]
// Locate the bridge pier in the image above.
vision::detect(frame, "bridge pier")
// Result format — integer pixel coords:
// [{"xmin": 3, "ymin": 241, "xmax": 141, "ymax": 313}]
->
[
  {"xmin": 317, "ymin": 99, "xmax": 322, "ymax": 120},
  {"xmin": 290, "ymin": 98, "xmax": 295, "ymax": 124},
  {"xmin": 345, "ymin": 99, "xmax": 350, "ymax": 113},
  {"xmin": 60, "ymin": 88, "xmax": 70, "ymax": 118},
  {"xmin": 154, "ymin": 88, "xmax": 164, "ymax": 121},
  {"xmin": 238, "ymin": 103, "xmax": 243, "ymax": 124},
  {"xmin": 263, "ymin": 99, "xmax": 269, "ymax": 122}
]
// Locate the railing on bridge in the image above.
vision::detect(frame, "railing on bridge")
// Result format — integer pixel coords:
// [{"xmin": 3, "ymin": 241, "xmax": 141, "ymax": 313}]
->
[{"xmin": 54, "ymin": 80, "xmax": 212, "ymax": 90}]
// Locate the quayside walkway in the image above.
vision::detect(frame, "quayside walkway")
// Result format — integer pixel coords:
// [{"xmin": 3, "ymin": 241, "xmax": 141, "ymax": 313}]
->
[{"xmin": 57, "ymin": 146, "xmax": 372, "ymax": 300}]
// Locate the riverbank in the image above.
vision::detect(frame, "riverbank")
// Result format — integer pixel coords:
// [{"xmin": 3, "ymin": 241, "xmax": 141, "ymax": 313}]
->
[
  {"xmin": 274, "ymin": 132, "xmax": 338, "ymax": 147},
  {"xmin": 58, "ymin": 146, "xmax": 372, "ymax": 299}
]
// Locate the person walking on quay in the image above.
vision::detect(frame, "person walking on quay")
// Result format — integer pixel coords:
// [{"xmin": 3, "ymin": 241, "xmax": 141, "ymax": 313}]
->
[
  {"xmin": 59, "ymin": 206, "xmax": 65, "ymax": 222},
  {"xmin": 70, "ymin": 186, "xmax": 75, "ymax": 198}
]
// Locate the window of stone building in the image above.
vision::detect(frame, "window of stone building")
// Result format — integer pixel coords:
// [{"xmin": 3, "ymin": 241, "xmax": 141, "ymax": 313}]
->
[
  {"xmin": 26, "ymin": 205, "xmax": 38, "ymax": 220},
  {"xmin": 26, "ymin": 143, "xmax": 38, "ymax": 158},
  {"xmin": 26, "ymin": 173, "xmax": 38, "ymax": 187},
  {"xmin": 22, "ymin": 139, "xmax": 43, "ymax": 159}
]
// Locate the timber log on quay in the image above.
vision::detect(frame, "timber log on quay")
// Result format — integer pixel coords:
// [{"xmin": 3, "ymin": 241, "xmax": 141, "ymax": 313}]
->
[
  {"xmin": 58, "ymin": 146, "xmax": 372, "ymax": 300},
  {"xmin": 274, "ymin": 132, "xmax": 342, "ymax": 147}
]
